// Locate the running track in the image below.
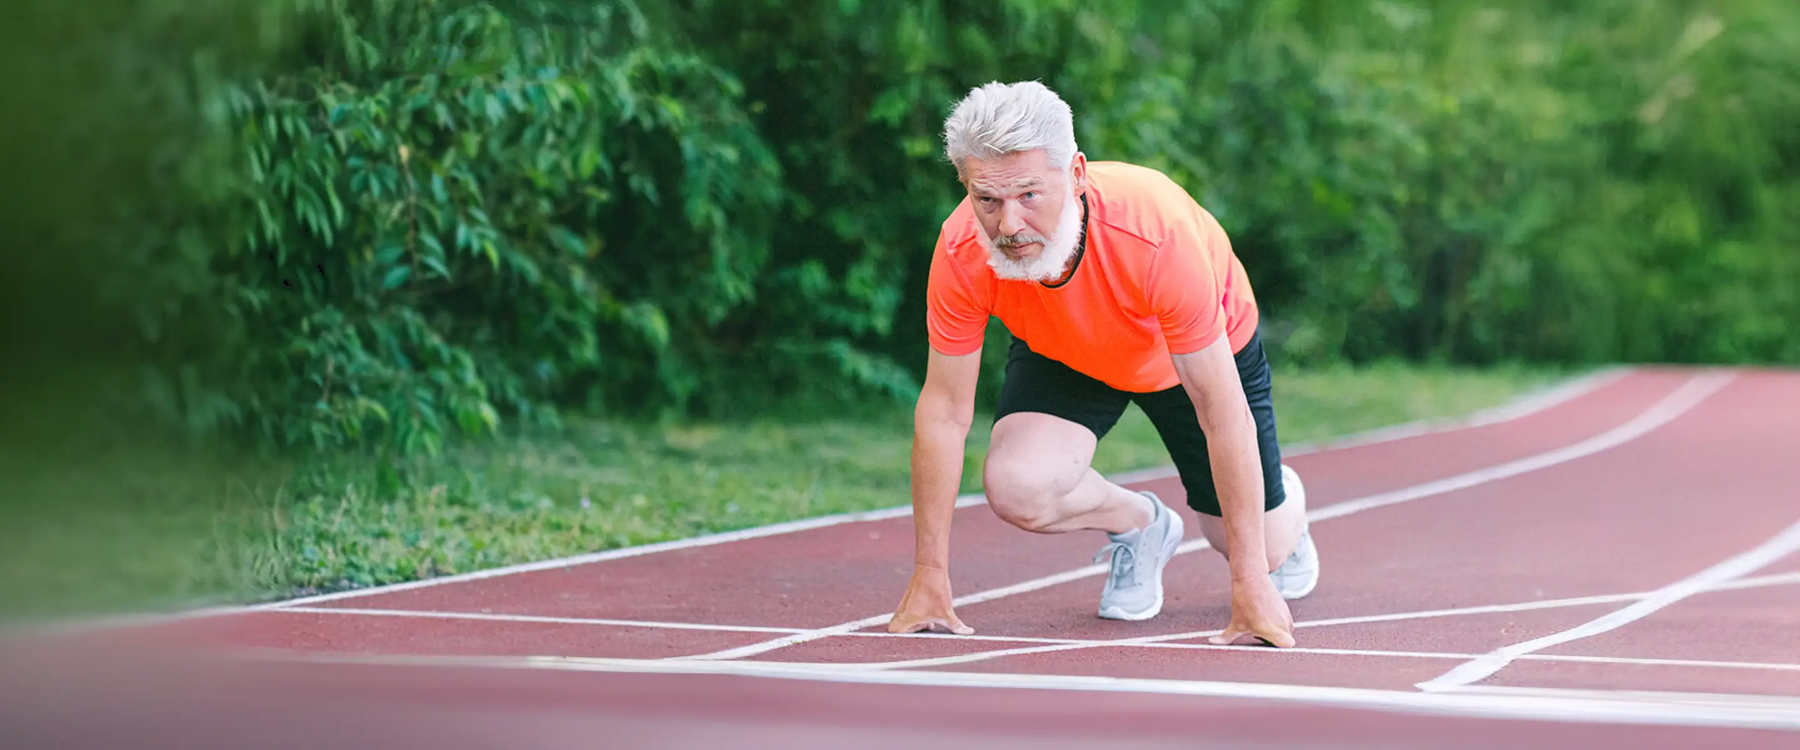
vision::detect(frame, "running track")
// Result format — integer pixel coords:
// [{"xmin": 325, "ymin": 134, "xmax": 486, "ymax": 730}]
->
[{"xmin": 4, "ymin": 366, "xmax": 1799, "ymax": 749}]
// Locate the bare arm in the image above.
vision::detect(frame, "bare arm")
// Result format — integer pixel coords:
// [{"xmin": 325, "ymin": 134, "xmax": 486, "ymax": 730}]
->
[
  {"xmin": 1170, "ymin": 335, "xmax": 1267, "ymax": 585},
  {"xmin": 910, "ymin": 347, "xmax": 982, "ymax": 569},
  {"xmin": 888, "ymin": 346, "xmax": 982, "ymax": 635}
]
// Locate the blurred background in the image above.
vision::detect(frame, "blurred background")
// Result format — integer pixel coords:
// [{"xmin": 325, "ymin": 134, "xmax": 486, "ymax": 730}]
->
[{"xmin": 1, "ymin": 0, "xmax": 1795, "ymax": 620}]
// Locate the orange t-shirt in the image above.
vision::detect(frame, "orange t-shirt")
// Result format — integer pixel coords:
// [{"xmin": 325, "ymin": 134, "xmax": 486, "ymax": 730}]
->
[{"xmin": 925, "ymin": 161, "xmax": 1260, "ymax": 393}]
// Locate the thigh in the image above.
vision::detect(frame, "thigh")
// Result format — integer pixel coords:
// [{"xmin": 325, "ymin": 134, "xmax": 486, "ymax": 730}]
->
[
  {"xmin": 1133, "ymin": 331, "xmax": 1286, "ymax": 516},
  {"xmin": 993, "ymin": 337, "xmax": 1130, "ymax": 440},
  {"xmin": 987, "ymin": 337, "xmax": 1130, "ymax": 493}
]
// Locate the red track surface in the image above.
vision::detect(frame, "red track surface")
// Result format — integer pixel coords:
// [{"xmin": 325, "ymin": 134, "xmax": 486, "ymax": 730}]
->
[{"xmin": 5, "ymin": 366, "xmax": 1799, "ymax": 749}]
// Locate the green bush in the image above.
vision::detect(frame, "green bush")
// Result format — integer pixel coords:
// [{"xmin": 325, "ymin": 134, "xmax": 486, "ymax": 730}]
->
[{"xmin": 10, "ymin": 0, "xmax": 1795, "ymax": 460}]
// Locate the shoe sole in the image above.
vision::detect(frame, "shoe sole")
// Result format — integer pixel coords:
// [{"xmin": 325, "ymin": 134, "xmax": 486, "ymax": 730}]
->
[{"xmin": 1098, "ymin": 506, "xmax": 1185, "ymax": 621}]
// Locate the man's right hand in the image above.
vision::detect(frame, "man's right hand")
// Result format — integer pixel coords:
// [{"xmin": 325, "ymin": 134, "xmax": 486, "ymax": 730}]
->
[
  {"xmin": 895, "ymin": 347, "xmax": 980, "ymax": 636},
  {"xmin": 888, "ymin": 563, "xmax": 974, "ymax": 635}
]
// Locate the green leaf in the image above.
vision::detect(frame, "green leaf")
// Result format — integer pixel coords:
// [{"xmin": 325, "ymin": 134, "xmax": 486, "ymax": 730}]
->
[
  {"xmin": 623, "ymin": 302, "xmax": 670, "ymax": 350},
  {"xmin": 548, "ymin": 226, "xmax": 586, "ymax": 257},
  {"xmin": 422, "ymin": 255, "xmax": 451, "ymax": 280},
  {"xmin": 577, "ymin": 146, "xmax": 601, "ymax": 179}
]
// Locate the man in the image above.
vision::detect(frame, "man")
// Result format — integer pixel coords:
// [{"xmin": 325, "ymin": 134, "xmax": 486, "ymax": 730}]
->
[{"xmin": 887, "ymin": 81, "xmax": 1319, "ymax": 648}]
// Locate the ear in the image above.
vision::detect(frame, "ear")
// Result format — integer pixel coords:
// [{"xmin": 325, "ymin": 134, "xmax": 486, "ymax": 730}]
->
[{"xmin": 1069, "ymin": 152, "xmax": 1089, "ymax": 195}]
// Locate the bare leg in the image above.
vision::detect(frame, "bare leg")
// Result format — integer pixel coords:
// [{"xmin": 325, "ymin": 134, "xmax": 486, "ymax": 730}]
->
[
  {"xmin": 1196, "ymin": 464, "xmax": 1306, "ymax": 572},
  {"xmin": 983, "ymin": 412, "xmax": 1153, "ymax": 535}
]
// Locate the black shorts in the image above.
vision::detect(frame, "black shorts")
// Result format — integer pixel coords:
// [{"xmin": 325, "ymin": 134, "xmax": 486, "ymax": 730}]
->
[{"xmin": 993, "ymin": 329, "xmax": 1286, "ymax": 517}]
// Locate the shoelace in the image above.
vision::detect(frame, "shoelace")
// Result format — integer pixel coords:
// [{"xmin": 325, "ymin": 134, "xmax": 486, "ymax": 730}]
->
[{"xmin": 1094, "ymin": 541, "xmax": 1138, "ymax": 588}]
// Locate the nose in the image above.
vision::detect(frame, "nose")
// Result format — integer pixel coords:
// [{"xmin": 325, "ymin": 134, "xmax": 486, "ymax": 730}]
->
[{"xmin": 997, "ymin": 200, "xmax": 1029, "ymax": 239}]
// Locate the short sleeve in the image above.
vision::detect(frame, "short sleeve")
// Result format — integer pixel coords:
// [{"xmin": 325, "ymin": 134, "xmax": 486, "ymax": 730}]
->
[
  {"xmin": 1146, "ymin": 217, "xmax": 1227, "ymax": 355},
  {"xmin": 924, "ymin": 235, "xmax": 992, "ymax": 356}
]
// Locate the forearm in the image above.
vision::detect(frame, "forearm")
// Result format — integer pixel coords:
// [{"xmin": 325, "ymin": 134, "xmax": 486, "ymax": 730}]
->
[
  {"xmin": 910, "ymin": 412, "xmax": 971, "ymax": 570},
  {"xmin": 1201, "ymin": 401, "xmax": 1268, "ymax": 581},
  {"xmin": 1171, "ymin": 340, "xmax": 1269, "ymax": 583}
]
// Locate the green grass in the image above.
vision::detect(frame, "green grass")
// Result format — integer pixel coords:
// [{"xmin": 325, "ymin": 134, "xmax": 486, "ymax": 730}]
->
[{"xmin": 0, "ymin": 362, "xmax": 1571, "ymax": 620}]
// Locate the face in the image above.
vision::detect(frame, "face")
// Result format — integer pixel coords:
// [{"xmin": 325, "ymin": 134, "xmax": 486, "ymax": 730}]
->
[{"xmin": 961, "ymin": 149, "xmax": 1088, "ymax": 282}]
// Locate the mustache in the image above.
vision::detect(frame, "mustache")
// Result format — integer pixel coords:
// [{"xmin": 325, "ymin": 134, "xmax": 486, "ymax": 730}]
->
[{"xmin": 994, "ymin": 233, "xmax": 1047, "ymax": 247}]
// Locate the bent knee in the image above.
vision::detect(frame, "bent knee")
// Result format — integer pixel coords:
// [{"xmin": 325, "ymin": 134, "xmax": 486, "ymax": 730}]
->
[{"xmin": 983, "ymin": 456, "xmax": 1077, "ymax": 532}]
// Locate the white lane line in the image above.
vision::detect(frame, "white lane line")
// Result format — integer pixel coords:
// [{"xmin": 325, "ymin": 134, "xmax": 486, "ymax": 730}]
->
[
  {"xmin": 276, "ymin": 607, "xmax": 809, "ymax": 635},
  {"xmin": 706, "ymin": 570, "xmax": 1800, "ymax": 671},
  {"xmin": 1267, "ymin": 367, "xmax": 1632, "ymax": 456},
  {"xmin": 1309, "ymin": 371, "xmax": 1735, "ymax": 522},
  {"xmin": 6, "ymin": 502, "xmax": 976, "ymax": 637},
  {"xmin": 674, "ymin": 541, "xmax": 1219, "ymax": 661},
  {"xmin": 1272, "ymin": 569, "xmax": 1800, "ymax": 631},
  {"xmin": 832, "ymin": 568, "xmax": 1800, "ymax": 640},
  {"xmin": 1417, "ymin": 519, "xmax": 1800, "ymax": 691},
  {"xmin": 1706, "ymin": 569, "xmax": 1800, "ymax": 592},
  {"xmin": 13, "ymin": 368, "xmax": 1630, "ymax": 639},
  {"xmin": 1433, "ymin": 684, "xmax": 1800, "ymax": 713},
  {"xmin": 261, "ymin": 498, "xmax": 1001, "ymax": 610},
  {"xmin": 1103, "ymin": 366, "xmax": 1630, "ymax": 485},
  {"xmin": 850, "ymin": 641, "xmax": 1800, "ymax": 674},
  {"xmin": 17, "ymin": 368, "xmax": 1631, "ymax": 638},
  {"xmin": 679, "ymin": 372, "xmax": 1735, "ymax": 662},
  {"xmin": 15, "ymin": 499, "xmax": 1004, "ymax": 637},
  {"xmin": 257, "ymin": 570, "xmax": 1800, "ymax": 659},
  {"xmin": 227, "ymin": 649, "xmax": 1800, "ymax": 731},
  {"xmin": 1523, "ymin": 653, "xmax": 1800, "ymax": 673},
  {"xmin": 270, "ymin": 365, "xmax": 1620, "ymax": 616}
]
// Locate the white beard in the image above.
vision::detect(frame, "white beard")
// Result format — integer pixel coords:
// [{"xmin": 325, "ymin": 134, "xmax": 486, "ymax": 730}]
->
[{"xmin": 978, "ymin": 184, "xmax": 1084, "ymax": 282}]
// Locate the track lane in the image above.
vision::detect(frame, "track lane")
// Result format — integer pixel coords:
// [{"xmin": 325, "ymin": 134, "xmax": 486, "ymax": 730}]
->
[
  {"xmin": 685, "ymin": 371, "xmax": 1717, "ymax": 660},
  {"xmin": 84, "ymin": 369, "xmax": 1681, "ymax": 646},
  {"xmin": 4, "ymin": 649, "xmax": 1795, "ymax": 750},
  {"xmin": 743, "ymin": 370, "xmax": 1800, "ymax": 698},
  {"xmin": 1539, "ymin": 584, "xmax": 1800, "ymax": 666},
  {"xmin": 11, "ymin": 367, "xmax": 1800, "ymax": 746}
]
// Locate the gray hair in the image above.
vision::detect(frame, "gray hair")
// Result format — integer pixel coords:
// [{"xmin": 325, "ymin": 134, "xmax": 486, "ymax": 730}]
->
[{"xmin": 943, "ymin": 81, "xmax": 1078, "ymax": 175}]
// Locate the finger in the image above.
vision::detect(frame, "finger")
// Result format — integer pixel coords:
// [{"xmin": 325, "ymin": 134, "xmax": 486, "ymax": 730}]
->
[
  {"xmin": 1259, "ymin": 631, "xmax": 1296, "ymax": 648},
  {"xmin": 1250, "ymin": 626, "xmax": 1296, "ymax": 649},
  {"xmin": 888, "ymin": 614, "xmax": 938, "ymax": 634},
  {"xmin": 1207, "ymin": 626, "xmax": 1248, "ymax": 646},
  {"xmin": 922, "ymin": 617, "xmax": 975, "ymax": 635},
  {"xmin": 1209, "ymin": 624, "xmax": 1292, "ymax": 648},
  {"xmin": 937, "ymin": 610, "xmax": 974, "ymax": 635},
  {"xmin": 891, "ymin": 616, "xmax": 975, "ymax": 636}
]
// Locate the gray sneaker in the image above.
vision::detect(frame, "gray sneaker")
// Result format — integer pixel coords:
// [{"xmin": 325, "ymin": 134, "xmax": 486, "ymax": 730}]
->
[
  {"xmin": 1269, "ymin": 464, "xmax": 1319, "ymax": 600},
  {"xmin": 1271, "ymin": 529, "xmax": 1320, "ymax": 600},
  {"xmin": 1094, "ymin": 492, "xmax": 1185, "ymax": 621}
]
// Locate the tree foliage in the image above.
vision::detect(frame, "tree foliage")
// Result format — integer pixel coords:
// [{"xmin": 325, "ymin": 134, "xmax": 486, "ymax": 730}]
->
[{"xmin": 15, "ymin": 0, "xmax": 1797, "ymax": 457}]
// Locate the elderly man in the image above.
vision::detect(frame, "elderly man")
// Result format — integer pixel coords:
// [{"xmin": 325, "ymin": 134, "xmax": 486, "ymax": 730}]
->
[{"xmin": 887, "ymin": 81, "xmax": 1319, "ymax": 648}]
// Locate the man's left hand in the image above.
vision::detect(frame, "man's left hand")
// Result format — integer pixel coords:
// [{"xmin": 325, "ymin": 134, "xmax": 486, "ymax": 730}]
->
[{"xmin": 1208, "ymin": 574, "xmax": 1295, "ymax": 648}]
